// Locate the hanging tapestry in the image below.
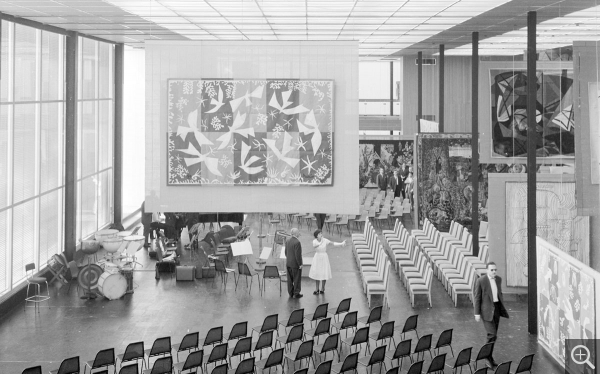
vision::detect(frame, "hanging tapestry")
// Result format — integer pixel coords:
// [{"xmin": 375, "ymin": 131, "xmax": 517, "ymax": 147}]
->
[
  {"xmin": 358, "ymin": 140, "xmax": 413, "ymax": 188},
  {"xmin": 490, "ymin": 69, "xmax": 574, "ymax": 158},
  {"xmin": 417, "ymin": 133, "xmax": 473, "ymax": 232},
  {"xmin": 167, "ymin": 79, "xmax": 334, "ymax": 185},
  {"xmin": 537, "ymin": 239, "xmax": 596, "ymax": 369},
  {"xmin": 506, "ymin": 182, "xmax": 590, "ymax": 287}
]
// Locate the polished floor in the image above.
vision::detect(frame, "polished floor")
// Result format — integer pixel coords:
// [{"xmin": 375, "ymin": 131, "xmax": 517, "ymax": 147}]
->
[{"xmin": 0, "ymin": 214, "xmax": 562, "ymax": 373}]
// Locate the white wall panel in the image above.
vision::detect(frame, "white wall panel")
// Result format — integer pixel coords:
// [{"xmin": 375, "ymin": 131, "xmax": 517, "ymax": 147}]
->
[{"xmin": 145, "ymin": 41, "xmax": 359, "ymax": 214}]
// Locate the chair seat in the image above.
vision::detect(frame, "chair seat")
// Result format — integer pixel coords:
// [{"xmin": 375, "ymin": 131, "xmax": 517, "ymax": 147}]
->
[
  {"xmin": 410, "ymin": 284, "xmax": 429, "ymax": 291},
  {"xmin": 28, "ymin": 277, "xmax": 47, "ymax": 284},
  {"xmin": 363, "ymin": 276, "xmax": 383, "ymax": 284},
  {"xmin": 366, "ymin": 284, "xmax": 386, "ymax": 291}
]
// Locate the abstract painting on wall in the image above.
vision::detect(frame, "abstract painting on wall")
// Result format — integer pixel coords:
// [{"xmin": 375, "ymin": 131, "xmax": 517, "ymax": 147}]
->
[
  {"xmin": 358, "ymin": 140, "xmax": 413, "ymax": 188},
  {"xmin": 490, "ymin": 69, "xmax": 574, "ymax": 158},
  {"xmin": 537, "ymin": 239, "xmax": 596, "ymax": 369},
  {"xmin": 417, "ymin": 134, "xmax": 474, "ymax": 232},
  {"xmin": 506, "ymin": 182, "xmax": 590, "ymax": 287},
  {"xmin": 167, "ymin": 79, "xmax": 334, "ymax": 185}
]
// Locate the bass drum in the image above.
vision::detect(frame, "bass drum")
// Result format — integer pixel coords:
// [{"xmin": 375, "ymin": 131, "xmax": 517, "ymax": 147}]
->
[{"xmin": 97, "ymin": 271, "xmax": 127, "ymax": 300}]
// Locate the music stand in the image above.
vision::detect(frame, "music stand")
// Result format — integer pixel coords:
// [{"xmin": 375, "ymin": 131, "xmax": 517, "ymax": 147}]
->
[
  {"xmin": 231, "ymin": 239, "xmax": 253, "ymax": 265},
  {"xmin": 257, "ymin": 247, "xmax": 272, "ymax": 265}
]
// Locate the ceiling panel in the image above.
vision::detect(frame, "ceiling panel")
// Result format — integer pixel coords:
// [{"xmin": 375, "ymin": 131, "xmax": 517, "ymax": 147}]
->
[{"xmin": 0, "ymin": 0, "xmax": 598, "ymax": 59}]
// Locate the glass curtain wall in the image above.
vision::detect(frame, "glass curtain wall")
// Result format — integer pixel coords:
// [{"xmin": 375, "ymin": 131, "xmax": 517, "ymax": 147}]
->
[
  {"xmin": 76, "ymin": 37, "xmax": 114, "ymax": 242},
  {"xmin": 0, "ymin": 21, "xmax": 65, "ymax": 296}
]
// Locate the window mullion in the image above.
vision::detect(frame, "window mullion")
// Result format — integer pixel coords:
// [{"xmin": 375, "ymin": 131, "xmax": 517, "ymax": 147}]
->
[{"xmin": 7, "ymin": 22, "xmax": 15, "ymax": 291}]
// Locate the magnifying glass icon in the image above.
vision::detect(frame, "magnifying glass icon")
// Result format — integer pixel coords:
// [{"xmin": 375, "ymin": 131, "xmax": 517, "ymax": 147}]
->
[{"xmin": 571, "ymin": 345, "xmax": 596, "ymax": 370}]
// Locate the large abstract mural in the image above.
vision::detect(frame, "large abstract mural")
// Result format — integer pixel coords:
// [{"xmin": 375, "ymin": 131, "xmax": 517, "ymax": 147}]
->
[
  {"xmin": 417, "ymin": 134, "xmax": 474, "ymax": 232},
  {"xmin": 537, "ymin": 238, "xmax": 596, "ymax": 370},
  {"xmin": 359, "ymin": 140, "xmax": 413, "ymax": 188},
  {"xmin": 490, "ymin": 69, "xmax": 574, "ymax": 158},
  {"xmin": 167, "ymin": 79, "xmax": 334, "ymax": 185},
  {"xmin": 506, "ymin": 182, "xmax": 590, "ymax": 287}
]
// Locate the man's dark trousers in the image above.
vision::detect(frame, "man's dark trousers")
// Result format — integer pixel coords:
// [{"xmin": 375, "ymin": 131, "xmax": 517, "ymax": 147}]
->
[{"xmin": 287, "ymin": 267, "xmax": 302, "ymax": 296}]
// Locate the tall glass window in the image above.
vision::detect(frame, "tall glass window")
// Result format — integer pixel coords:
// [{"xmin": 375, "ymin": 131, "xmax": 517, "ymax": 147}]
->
[
  {"xmin": 76, "ymin": 37, "xmax": 114, "ymax": 242},
  {"xmin": 0, "ymin": 21, "xmax": 65, "ymax": 295}
]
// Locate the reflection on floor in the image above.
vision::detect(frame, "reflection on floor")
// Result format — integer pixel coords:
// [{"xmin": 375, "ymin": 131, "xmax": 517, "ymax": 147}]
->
[{"xmin": 0, "ymin": 213, "xmax": 561, "ymax": 373}]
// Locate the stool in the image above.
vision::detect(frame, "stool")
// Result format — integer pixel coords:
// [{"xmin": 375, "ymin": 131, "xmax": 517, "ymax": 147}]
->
[{"xmin": 24, "ymin": 263, "xmax": 50, "ymax": 312}]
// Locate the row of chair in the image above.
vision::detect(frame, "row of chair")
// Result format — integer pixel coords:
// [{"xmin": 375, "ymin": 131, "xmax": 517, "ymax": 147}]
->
[
  {"xmin": 351, "ymin": 221, "xmax": 393, "ymax": 308},
  {"xmin": 380, "ymin": 220, "xmax": 433, "ymax": 307},
  {"xmin": 411, "ymin": 219, "xmax": 490, "ymax": 306}
]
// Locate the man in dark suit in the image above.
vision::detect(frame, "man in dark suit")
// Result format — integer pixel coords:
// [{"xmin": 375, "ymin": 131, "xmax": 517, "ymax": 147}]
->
[
  {"xmin": 285, "ymin": 228, "xmax": 303, "ymax": 298},
  {"xmin": 376, "ymin": 168, "xmax": 387, "ymax": 191},
  {"xmin": 388, "ymin": 169, "xmax": 403, "ymax": 198},
  {"xmin": 474, "ymin": 262, "xmax": 510, "ymax": 368}
]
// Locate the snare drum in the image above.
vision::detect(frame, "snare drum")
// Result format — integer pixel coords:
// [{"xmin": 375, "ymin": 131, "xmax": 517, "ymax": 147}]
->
[{"xmin": 97, "ymin": 271, "xmax": 127, "ymax": 300}]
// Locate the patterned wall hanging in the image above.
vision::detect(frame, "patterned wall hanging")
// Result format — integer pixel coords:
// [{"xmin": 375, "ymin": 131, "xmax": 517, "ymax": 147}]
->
[
  {"xmin": 490, "ymin": 69, "xmax": 574, "ymax": 158},
  {"xmin": 167, "ymin": 79, "xmax": 334, "ymax": 185}
]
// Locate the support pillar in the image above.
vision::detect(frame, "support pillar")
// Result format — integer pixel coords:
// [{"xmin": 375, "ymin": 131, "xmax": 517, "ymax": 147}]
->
[
  {"xmin": 471, "ymin": 32, "xmax": 479, "ymax": 257},
  {"xmin": 114, "ymin": 43, "xmax": 124, "ymax": 224},
  {"xmin": 527, "ymin": 10, "xmax": 538, "ymax": 335},
  {"xmin": 417, "ymin": 51, "xmax": 422, "ymax": 132},
  {"xmin": 64, "ymin": 32, "xmax": 78, "ymax": 261},
  {"xmin": 439, "ymin": 44, "xmax": 445, "ymax": 132}
]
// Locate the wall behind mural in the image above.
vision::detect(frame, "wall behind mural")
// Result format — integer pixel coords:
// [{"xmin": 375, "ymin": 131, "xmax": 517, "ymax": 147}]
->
[
  {"xmin": 537, "ymin": 238, "xmax": 596, "ymax": 371},
  {"xmin": 359, "ymin": 139, "xmax": 413, "ymax": 188}
]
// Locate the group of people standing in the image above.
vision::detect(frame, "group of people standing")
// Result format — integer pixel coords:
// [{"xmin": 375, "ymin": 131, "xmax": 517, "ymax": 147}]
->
[
  {"xmin": 376, "ymin": 165, "xmax": 415, "ymax": 204},
  {"xmin": 285, "ymin": 228, "xmax": 346, "ymax": 298}
]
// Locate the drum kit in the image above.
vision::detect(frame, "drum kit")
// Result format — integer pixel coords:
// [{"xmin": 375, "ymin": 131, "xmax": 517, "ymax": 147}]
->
[{"xmin": 78, "ymin": 229, "xmax": 144, "ymax": 301}]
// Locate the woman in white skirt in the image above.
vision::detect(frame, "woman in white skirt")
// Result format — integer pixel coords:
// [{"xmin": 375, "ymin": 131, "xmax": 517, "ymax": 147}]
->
[{"xmin": 309, "ymin": 229, "xmax": 346, "ymax": 295}]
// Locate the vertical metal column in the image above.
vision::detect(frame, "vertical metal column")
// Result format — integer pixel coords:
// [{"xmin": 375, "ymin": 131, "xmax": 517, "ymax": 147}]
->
[
  {"xmin": 527, "ymin": 10, "xmax": 538, "ymax": 335},
  {"xmin": 439, "ymin": 44, "xmax": 445, "ymax": 132},
  {"xmin": 471, "ymin": 32, "xmax": 479, "ymax": 256},
  {"xmin": 64, "ymin": 32, "xmax": 78, "ymax": 261},
  {"xmin": 113, "ymin": 43, "xmax": 124, "ymax": 224},
  {"xmin": 390, "ymin": 61, "xmax": 394, "ymax": 134},
  {"xmin": 417, "ymin": 51, "xmax": 422, "ymax": 132}
]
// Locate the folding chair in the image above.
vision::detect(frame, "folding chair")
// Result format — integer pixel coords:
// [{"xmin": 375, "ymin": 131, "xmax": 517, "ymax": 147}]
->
[
  {"xmin": 396, "ymin": 315, "xmax": 418, "ymax": 340},
  {"xmin": 357, "ymin": 345, "xmax": 387, "ymax": 374},
  {"xmin": 225, "ymin": 321, "xmax": 248, "ymax": 342},
  {"xmin": 434, "ymin": 329, "xmax": 454, "ymax": 357},
  {"xmin": 280, "ymin": 309, "xmax": 305, "ymax": 333},
  {"xmin": 513, "ymin": 354, "xmax": 535, "ymax": 374},
  {"xmin": 313, "ymin": 333, "xmax": 340, "ymax": 363},
  {"xmin": 357, "ymin": 306, "xmax": 382, "ymax": 328},
  {"xmin": 21, "ymin": 366, "xmax": 41, "ymax": 374},
  {"xmin": 84, "ymin": 348, "xmax": 116, "ymax": 374},
  {"xmin": 331, "ymin": 352, "xmax": 359, "ymax": 374},
  {"xmin": 118, "ymin": 341, "xmax": 145, "ymax": 370},
  {"xmin": 276, "ymin": 324, "xmax": 304, "ymax": 352},
  {"xmin": 413, "ymin": 334, "xmax": 433, "ymax": 361},
  {"xmin": 331, "ymin": 311, "xmax": 358, "ymax": 338},
  {"xmin": 173, "ymin": 350, "xmax": 203, "ymax": 374},
  {"xmin": 253, "ymin": 331, "xmax": 275, "ymax": 360},
  {"xmin": 49, "ymin": 356, "xmax": 80, "ymax": 374},
  {"xmin": 369, "ymin": 321, "xmax": 395, "ymax": 348},
  {"xmin": 255, "ymin": 348, "xmax": 285, "ymax": 374},
  {"xmin": 328, "ymin": 298, "xmax": 351, "ymax": 322},
  {"xmin": 262, "ymin": 266, "xmax": 282, "ymax": 296},
  {"xmin": 284, "ymin": 340, "xmax": 316, "ymax": 371},
  {"xmin": 172, "ymin": 332, "xmax": 199, "ymax": 361},
  {"xmin": 385, "ymin": 340, "xmax": 412, "ymax": 371},
  {"xmin": 253, "ymin": 314, "xmax": 279, "ymax": 337}
]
